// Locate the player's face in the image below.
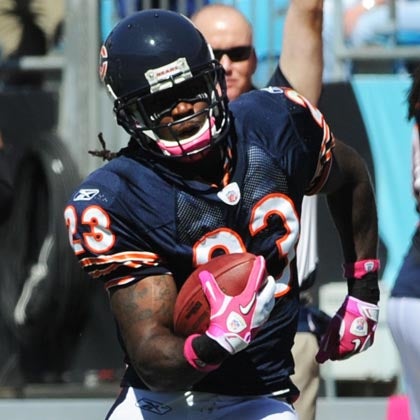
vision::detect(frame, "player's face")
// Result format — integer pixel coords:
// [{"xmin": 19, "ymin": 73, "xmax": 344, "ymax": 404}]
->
[
  {"xmin": 130, "ymin": 76, "xmax": 212, "ymax": 141},
  {"xmin": 157, "ymin": 100, "xmax": 209, "ymax": 141}
]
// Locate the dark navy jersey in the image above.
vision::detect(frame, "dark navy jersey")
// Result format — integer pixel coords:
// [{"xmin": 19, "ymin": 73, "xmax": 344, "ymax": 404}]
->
[{"xmin": 65, "ymin": 87, "xmax": 334, "ymax": 397}]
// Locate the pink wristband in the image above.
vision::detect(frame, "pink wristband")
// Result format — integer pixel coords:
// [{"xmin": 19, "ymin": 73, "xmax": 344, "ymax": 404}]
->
[
  {"xmin": 184, "ymin": 334, "xmax": 221, "ymax": 373},
  {"xmin": 343, "ymin": 259, "xmax": 380, "ymax": 279}
]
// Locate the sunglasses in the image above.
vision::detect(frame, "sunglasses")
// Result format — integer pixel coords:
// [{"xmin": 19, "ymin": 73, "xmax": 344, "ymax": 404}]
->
[{"xmin": 212, "ymin": 46, "xmax": 253, "ymax": 62}]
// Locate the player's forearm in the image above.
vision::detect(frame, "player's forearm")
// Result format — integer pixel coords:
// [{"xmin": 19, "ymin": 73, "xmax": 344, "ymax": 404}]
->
[
  {"xmin": 128, "ymin": 332, "xmax": 231, "ymax": 391},
  {"xmin": 351, "ymin": 174, "xmax": 378, "ymax": 261},
  {"xmin": 320, "ymin": 139, "xmax": 378, "ymax": 263},
  {"xmin": 325, "ymin": 150, "xmax": 378, "ymax": 264},
  {"xmin": 128, "ymin": 333, "xmax": 208, "ymax": 391},
  {"xmin": 327, "ymin": 177, "xmax": 378, "ymax": 263},
  {"xmin": 110, "ymin": 275, "xmax": 221, "ymax": 391},
  {"xmin": 328, "ymin": 171, "xmax": 380, "ymax": 306}
]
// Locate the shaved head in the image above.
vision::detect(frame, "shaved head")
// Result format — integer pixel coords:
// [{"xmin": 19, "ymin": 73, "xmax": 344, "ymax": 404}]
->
[
  {"xmin": 192, "ymin": 4, "xmax": 253, "ymax": 50},
  {"xmin": 191, "ymin": 4, "xmax": 256, "ymax": 100}
]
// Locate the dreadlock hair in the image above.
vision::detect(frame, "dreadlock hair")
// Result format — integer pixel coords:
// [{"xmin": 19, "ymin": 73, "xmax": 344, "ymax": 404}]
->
[
  {"xmin": 89, "ymin": 132, "xmax": 119, "ymax": 161},
  {"xmin": 408, "ymin": 65, "xmax": 420, "ymax": 122}
]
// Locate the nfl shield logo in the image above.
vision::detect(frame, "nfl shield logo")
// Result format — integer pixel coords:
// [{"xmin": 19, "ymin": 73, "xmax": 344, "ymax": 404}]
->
[{"xmin": 217, "ymin": 182, "xmax": 241, "ymax": 205}]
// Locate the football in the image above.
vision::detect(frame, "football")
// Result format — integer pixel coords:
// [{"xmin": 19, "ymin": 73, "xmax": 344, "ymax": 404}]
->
[{"xmin": 173, "ymin": 252, "xmax": 258, "ymax": 337}]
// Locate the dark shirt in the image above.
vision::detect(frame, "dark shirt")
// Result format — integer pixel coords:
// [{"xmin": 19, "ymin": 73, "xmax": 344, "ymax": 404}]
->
[
  {"xmin": 0, "ymin": 150, "xmax": 13, "ymax": 221},
  {"xmin": 67, "ymin": 87, "xmax": 334, "ymax": 397}
]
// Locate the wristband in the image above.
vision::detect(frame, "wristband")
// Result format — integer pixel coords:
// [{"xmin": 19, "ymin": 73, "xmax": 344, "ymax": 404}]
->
[
  {"xmin": 343, "ymin": 259, "xmax": 380, "ymax": 279},
  {"xmin": 184, "ymin": 334, "xmax": 221, "ymax": 373}
]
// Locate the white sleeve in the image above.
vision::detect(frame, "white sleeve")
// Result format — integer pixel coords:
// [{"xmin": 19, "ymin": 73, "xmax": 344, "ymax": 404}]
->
[{"xmin": 296, "ymin": 195, "xmax": 319, "ymax": 287}]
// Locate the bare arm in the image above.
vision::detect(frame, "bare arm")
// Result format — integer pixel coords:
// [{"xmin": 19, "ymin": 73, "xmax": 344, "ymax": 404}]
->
[
  {"xmin": 315, "ymin": 142, "xmax": 380, "ymax": 364},
  {"xmin": 280, "ymin": 0, "xmax": 324, "ymax": 105},
  {"xmin": 109, "ymin": 274, "xmax": 209, "ymax": 391},
  {"xmin": 320, "ymin": 139, "xmax": 378, "ymax": 262}
]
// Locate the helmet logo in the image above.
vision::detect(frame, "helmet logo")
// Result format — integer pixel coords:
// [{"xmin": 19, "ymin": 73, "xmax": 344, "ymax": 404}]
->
[
  {"xmin": 99, "ymin": 45, "xmax": 108, "ymax": 81},
  {"xmin": 145, "ymin": 58, "xmax": 192, "ymax": 93}
]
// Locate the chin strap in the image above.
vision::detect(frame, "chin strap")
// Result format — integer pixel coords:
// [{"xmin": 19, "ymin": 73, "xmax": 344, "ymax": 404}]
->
[{"xmin": 156, "ymin": 117, "xmax": 216, "ymax": 157}]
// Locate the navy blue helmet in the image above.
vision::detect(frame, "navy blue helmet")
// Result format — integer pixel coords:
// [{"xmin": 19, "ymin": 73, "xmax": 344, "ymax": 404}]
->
[{"xmin": 99, "ymin": 9, "xmax": 230, "ymax": 159}]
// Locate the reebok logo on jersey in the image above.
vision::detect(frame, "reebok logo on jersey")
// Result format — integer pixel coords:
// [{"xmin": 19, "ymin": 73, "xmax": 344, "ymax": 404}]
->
[
  {"xmin": 74, "ymin": 189, "xmax": 99, "ymax": 201},
  {"xmin": 136, "ymin": 398, "xmax": 172, "ymax": 415}
]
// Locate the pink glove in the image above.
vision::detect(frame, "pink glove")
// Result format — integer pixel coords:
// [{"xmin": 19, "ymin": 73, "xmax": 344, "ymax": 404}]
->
[
  {"xmin": 199, "ymin": 255, "xmax": 275, "ymax": 354},
  {"xmin": 316, "ymin": 295, "xmax": 379, "ymax": 363}
]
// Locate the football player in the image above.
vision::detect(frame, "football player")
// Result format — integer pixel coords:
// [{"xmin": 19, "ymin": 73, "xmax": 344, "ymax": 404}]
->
[{"xmin": 65, "ymin": 9, "xmax": 380, "ymax": 420}]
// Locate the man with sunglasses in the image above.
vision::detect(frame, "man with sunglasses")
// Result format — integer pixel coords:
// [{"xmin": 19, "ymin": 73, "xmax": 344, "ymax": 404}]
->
[
  {"xmin": 191, "ymin": 2, "xmax": 322, "ymax": 105},
  {"xmin": 190, "ymin": 4, "xmax": 257, "ymax": 101},
  {"xmin": 192, "ymin": 4, "xmax": 326, "ymax": 420}
]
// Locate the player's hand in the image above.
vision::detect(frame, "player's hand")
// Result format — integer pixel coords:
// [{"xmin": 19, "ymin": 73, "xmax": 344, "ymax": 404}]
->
[
  {"xmin": 199, "ymin": 255, "xmax": 275, "ymax": 354},
  {"xmin": 315, "ymin": 295, "xmax": 379, "ymax": 363}
]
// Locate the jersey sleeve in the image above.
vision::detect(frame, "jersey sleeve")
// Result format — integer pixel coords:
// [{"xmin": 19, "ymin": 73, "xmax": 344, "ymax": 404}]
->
[
  {"xmin": 64, "ymin": 169, "xmax": 170, "ymax": 290},
  {"xmin": 230, "ymin": 87, "xmax": 335, "ymax": 195},
  {"xmin": 281, "ymin": 87, "xmax": 335, "ymax": 194}
]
